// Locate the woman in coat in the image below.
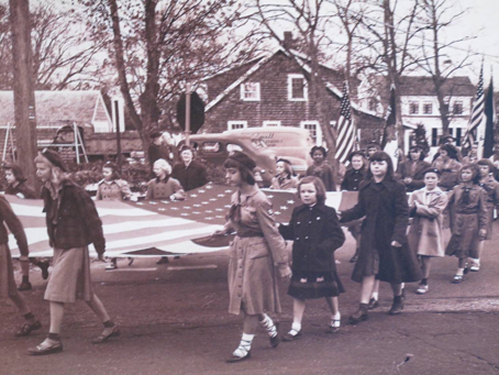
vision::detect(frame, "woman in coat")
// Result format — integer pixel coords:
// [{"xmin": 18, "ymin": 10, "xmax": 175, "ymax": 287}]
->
[
  {"xmin": 340, "ymin": 151, "xmax": 422, "ymax": 324},
  {"xmin": 397, "ymin": 145, "xmax": 431, "ymax": 192},
  {"xmin": 212, "ymin": 151, "xmax": 291, "ymax": 363}
]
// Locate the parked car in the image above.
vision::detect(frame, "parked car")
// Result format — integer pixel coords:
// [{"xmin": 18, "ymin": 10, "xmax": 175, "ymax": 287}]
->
[{"xmin": 177, "ymin": 127, "xmax": 314, "ymax": 186}]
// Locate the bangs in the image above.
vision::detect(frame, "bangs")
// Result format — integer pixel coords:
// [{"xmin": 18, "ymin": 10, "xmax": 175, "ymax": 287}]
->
[{"xmin": 223, "ymin": 158, "xmax": 241, "ymax": 169}]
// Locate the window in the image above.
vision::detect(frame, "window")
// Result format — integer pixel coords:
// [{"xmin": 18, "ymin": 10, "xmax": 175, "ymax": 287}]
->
[
  {"xmin": 228, "ymin": 121, "xmax": 247, "ymax": 131},
  {"xmin": 431, "ymin": 128, "xmax": 439, "ymax": 147},
  {"xmin": 455, "ymin": 128, "xmax": 462, "ymax": 145},
  {"xmin": 301, "ymin": 121, "xmax": 322, "ymax": 146},
  {"xmin": 263, "ymin": 121, "xmax": 281, "ymax": 127},
  {"xmin": 452, "ymin": 101, "xmax": 463, "ymax": 115},
  {"xmin": 240, "ymin": 82, "xmax": 260, "ymax": 101},
  {"xmin": 288, "ymin": 74, "xmax": 308, "ymax": 101},
  {"xmin": 200, "ymin": 142, "xmax": 222, "ymax": 153},
  {"xmin": 226, "ymin": 143, "xmax": 243, "ymax": 153},
  {"xmin": 423, "ymin": 102, "xmax": 433, "ymax": 114},
  {"xmin": 409, "ymin": 101, "xmax": 419, "ymax": 115}
]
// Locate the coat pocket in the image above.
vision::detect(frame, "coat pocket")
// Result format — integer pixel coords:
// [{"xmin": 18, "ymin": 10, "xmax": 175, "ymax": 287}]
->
[{"xmin": 248, "ymin": 239, "xmax": 269, "ymax": 259}]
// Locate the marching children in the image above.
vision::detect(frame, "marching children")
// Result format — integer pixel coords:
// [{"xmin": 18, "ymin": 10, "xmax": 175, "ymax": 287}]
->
[
  {"xmin": 0, "ymin": 195, "xmax": 42, "ymax": 337},
  {"xmin": 408, "ymin": 168, "xmax": 448, "ymax": 294},
  {"xmin": 478, "ymin": 159, "xmax": 499, "ymax": 241},
  {"xmin": 339, "ymin": 151, "xmax": 421, "ymax": 323},
  {"xmin": 340, "ymin": 151, "xmax": 366, "ymax": 263},
  {"xmin": 212, "ymin": 151, "xmax": 291, "ymax": 363},
  {"xmin": 446, "ymin": 163, "xmax": 488, "ymax": 282},
  {"xmin": 28, "ymin": 149, "xmax": 119, "ymax": 355},
  {"xmin": 270, "ymin": 158, "xmax": 298, "ymax": 190},
  {"xmin": 96, "ymin": 162, "xmax": 133, "ymax": 270},
  {"xmin": 3, "ymin": 163, "xmax": 49, "ymax": 290},
  {"xmin": 279, "ymin": 176, "xmax": 345, "ymax": 340}
]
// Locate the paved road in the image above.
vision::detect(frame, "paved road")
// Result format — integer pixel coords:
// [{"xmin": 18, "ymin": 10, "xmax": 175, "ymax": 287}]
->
[{"xmin": 1, "ymin": 224, "xmax": 498, "ymax": 375}]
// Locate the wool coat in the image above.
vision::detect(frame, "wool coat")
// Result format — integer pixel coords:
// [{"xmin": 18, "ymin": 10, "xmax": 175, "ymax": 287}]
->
[
  {"xmin": 171, "ymin": 161, "xmax": 208, "ymax": 192},
  {"xmin": 5, "ymin": 181, "xmax": 37, "ymax": 199},
  {"xmin": 340, "ymin": 178, "xmax": 422, "ymax": 283},
  {"xmin": 224, "ymin": 187, "xmax": 288, "ymax": 316},
  {"xmin": 270, "ymin": 175, "xmax": 299, "ymax": 190},
  {"xmin": 407, "ymin": 187, "xmax": 448, "ymax": 257},
  {"xmin": 279, "ymin": 203, "xmax": 345, "ymax": 273},
  {"xmin": 146, "ymin": 176, "xmax": 186, "ymax": 200},
  {"xmin": 306, "ymin": 163, "xmax": 336, "ymax": 191},
  {"xmin": 431, "ymin": 158, "xmax": 462, "ymax": 191},
  {"xmin": 340, "ymin": 167, "xmax": 365, "ymax": 191},
  {"xmin": 96, "ymin": 179, "xmax": 132, "ymax": 201},
  {"xmin": 397, "ymin": 160, "xmax": 431, "ymax": 192}
]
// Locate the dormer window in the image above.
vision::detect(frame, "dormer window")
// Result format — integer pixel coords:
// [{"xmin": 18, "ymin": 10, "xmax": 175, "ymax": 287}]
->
[
  {"xmin": 288, "ymin": 74, "xmax": 308, "ymax": 101},
  {"xmin": 409, "ymin": 101, "xmax": 419, "ymax": 114},
  {"xmin": 240, "ymin": 82, "xmax": 260, "ymax": 101},
  {"xmin": 453, "ymin": 101, "xmax": 463, "ymax": 115},
  {"xmin": 423, "ymin": 102, "xmax": 433, "ymax": 114}
]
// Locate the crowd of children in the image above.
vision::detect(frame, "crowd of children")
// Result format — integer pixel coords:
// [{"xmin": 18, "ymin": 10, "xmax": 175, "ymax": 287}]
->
[{"xmin": 0, "ymin": 139, "xmax": 497, "ymax": 361}]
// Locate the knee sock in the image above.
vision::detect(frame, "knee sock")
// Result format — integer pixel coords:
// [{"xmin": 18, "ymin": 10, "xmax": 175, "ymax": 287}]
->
[
  {"xmin": 259, "ymin": 314, "xmax": 277, "ymax": 338},
  {"xmin": 233, "ymin": 333, "xmax": 254, "ymax": 357}
]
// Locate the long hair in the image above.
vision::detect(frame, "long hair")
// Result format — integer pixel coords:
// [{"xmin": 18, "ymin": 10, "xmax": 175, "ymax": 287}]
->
[
  {"xmin": 439, "ymin": 144, "xmax": 459, "ymax": 161},
  {"xmin": 297, "ymin": 176, "xmax": 326, "ymax": 205},
  {"xmin": 365, "ymin": 151, "xmax": 394, "ymax": 180},
  {"xmin": 103, "ymin": 162, "xmax": 121, "ymax": 180},
  {"xmin": 477, "ymin": 158, "xmax": 495, "ymax": 173},
  {"xmin": 407, "ymin": 146, "xmax": 425, "ymax": 161},
  {"xmin": 460, "ymin": 163, "xmax": 481, "ymax": 185},
  {"xmin": 2, "ymin": 163, "xmax": 27, "ymax": 183},
  {"xmin": 223, "ymin": 158, "xmax": 256, "ymax": 185}
]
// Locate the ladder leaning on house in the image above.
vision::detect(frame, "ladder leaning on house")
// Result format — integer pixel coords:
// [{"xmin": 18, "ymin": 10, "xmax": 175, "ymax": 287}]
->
[{"xmin": 2, "ymin": 122, "xmax": 16, "ymax": 163}]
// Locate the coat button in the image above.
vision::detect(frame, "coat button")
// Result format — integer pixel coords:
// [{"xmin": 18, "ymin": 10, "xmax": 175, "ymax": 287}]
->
[
  {"xmin": 305, "ymin": 236, "xmax": 309, "ymax": 240},
  {"xmin": 309, "ymin": 221, "xmax": 312, "ymax": 224},
  {"xmin": 296, "ymin": 237, "xmax": 300, "ymax": 240}
]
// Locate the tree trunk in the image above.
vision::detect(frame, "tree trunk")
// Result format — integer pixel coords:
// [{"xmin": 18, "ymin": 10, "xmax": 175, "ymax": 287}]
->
[{"xmin": 9, "ymin": 0, "xmax": 38, "ymax": 190}]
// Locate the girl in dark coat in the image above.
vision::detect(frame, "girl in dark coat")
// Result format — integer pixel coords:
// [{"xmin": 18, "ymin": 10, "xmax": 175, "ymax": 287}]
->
[
  {"xmin": 279, "ymin": 176, "xmax": 345, "ymax": 340},
  {"xmin": 340, "ymin": 151, "xmax": 422, "ymax": 324},
  {"xmin": 397, "ymin": 145, "xmax": 431, "ymax": 192}
]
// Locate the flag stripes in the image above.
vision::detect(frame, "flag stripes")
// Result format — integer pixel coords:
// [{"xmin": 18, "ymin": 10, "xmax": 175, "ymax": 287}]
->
[
  {"xmin": 463, "ymin": 65, "xmax": 486, "ymax": 150},
  {"xmin": 335, "ymin": 81, "xmax": 355, "ymax": 164}
]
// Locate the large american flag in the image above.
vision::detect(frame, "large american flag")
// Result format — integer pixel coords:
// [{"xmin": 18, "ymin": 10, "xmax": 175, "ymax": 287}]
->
[
  {"xmin": 6, "ymin": 184, "xmax": 362, "ymax": 258},
  {"xmin": 462, "ymin": 65, "xmax": 486, "ymax": 153},
  {"xmin": 334, "ymin": 81, "xmax": 356, "ymax": 164}
]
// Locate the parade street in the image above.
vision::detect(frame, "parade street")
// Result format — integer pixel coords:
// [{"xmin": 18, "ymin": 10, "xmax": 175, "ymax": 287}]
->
[{"xmin": 1, "ymin": 224, "xmax": 498, "ymax": 375}]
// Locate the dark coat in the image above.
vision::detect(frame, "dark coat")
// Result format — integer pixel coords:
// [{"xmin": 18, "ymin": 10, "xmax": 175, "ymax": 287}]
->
[
  {"xmin": 396, "ymin": 160, "xmax": 431, "ymax": 192},
  {"xmin": 341, "ymin": 168, "xmax": 365, "ymax": 191},
  {"xmin": 41, "ymin": 179, "xmax": 105, "ymax": 254},
  {"xmin": 279, "ymin": 203, "xmax": 345, "ymax": 272},
  {"xmin": 5, "ymin": 181, "xmax": 37, "ymax": 199},
  {"xmin": 171, "ymin": 161, "xmax": 208, "ymax": 191},
  {"xmin": 340, "ymin": 178, "xmax": 422, "ymax": 283}
]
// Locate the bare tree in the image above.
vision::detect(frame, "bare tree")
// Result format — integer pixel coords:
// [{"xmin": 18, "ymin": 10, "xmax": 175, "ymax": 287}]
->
[
  {"xmin": 413, "ymin": 0, "xmax": 475, "ymax": 136},
  {"xmin": 80, "ymin": 0, "xmax": 259, "ymax": 159},
  {"xmin": 0, "ymin": 4, "xmax": 104, "ymax": 90}
]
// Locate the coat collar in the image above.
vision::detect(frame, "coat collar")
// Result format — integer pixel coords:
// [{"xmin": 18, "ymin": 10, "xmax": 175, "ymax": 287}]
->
[{"xmin": 296, "ymin": 202, "xmax": 328, "ymax": 214}]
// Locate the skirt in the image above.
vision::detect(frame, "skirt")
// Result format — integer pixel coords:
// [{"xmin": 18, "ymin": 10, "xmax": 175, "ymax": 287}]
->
[
  {"xmin": 0, "ymin": 243, "xmax": 18, "ymax": 299},
  {"xmin": 445, "ymin": 213, "xmax": 481, "ymax": 259},
  {"xmin": 44, "ymin": 247, "xmax": 93, "ymax": 303},
  {"xmin": 288, "ymin": 270, "xmax": 344, "ymax": 300}
]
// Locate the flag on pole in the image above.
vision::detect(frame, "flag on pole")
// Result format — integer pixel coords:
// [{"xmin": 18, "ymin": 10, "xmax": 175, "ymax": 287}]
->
[
  {"xmin": 483, "ymin": 75, "xmax": 495, "ymax": 159},
  {"xmin": 381, "ymin": 85, "xmax": 396, "ymax": 150},
  {"xmin": 334, "ymin": 81, "xmax": 356, "ymax": 164},
  {"xmin": 462, "ymin": 65, "xmax": 486, "ymax": 156}
]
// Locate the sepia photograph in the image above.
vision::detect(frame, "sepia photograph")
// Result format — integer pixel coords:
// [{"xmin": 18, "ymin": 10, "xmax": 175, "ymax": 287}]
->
[{"xmin": 0, "ymin": 0, "xmax": 498, "ymax": 374}]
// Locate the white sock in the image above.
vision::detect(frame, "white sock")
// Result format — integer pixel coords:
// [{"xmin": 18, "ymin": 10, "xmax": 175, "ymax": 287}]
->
[
  {"xmin": 290, "ymin": 322, "xmax": 301, "ymax": 334},
  {"xmin": 456, "ymin": 268, "xmax": 465, "ymax": 276},
  {"xmin": 233, "ymin": 333, "xmax": 254, "ymax": 358},
  {"xmin": 371, "ymin": 292, "xmax": 379, "ymax": 301},
  {"xmin": 332, "ymin": 311, "xmax": 341, "ymax": 321},
  {"xmin": 259, "ymin": 314, "xmax": 277, "ymax": 338}
]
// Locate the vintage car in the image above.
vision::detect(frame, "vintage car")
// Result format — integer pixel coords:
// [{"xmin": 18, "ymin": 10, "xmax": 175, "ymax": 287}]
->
[{"xmin": 177, "ymin": 127, "xmax": 314, "ymax": 186}]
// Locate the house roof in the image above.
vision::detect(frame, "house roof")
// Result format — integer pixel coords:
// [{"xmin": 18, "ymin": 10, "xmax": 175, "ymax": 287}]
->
[
  {"xmin": 399, "ymin": 76, "xmax": 476, "ymax": 97},
  {"xmin": 0, "ymin": 90, "xmax": 106, "ymax": 127}
]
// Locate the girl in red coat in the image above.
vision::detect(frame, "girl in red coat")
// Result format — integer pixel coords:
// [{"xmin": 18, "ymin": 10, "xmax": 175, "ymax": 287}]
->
[{"xmin": 279, "ymin": 176, "xmax": 345, "ymax": 340}]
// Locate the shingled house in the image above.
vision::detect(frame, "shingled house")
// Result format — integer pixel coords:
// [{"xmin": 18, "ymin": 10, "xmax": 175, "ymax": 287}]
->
[{"xmin": 201, "ymin": 47, "xmax": 385, "ymax": 148}]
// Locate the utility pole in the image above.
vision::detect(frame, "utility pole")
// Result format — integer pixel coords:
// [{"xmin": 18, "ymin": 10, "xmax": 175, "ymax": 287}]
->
[{"xmin": 9, "ymin": 0, "xmax": 38, "ymax": 190}]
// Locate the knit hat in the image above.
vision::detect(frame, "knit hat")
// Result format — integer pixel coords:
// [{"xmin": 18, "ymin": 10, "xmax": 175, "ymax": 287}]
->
[
  {"xmin": 227, "ymin": 151, "xmax": 256, "ymax": 171},
  {"xmin": 36, "ymin": 148, "xmax": 67, "ymax": 172},
  {"xmin": 421, "ymin": 167, "xmax": 441, "ymax": 176}
]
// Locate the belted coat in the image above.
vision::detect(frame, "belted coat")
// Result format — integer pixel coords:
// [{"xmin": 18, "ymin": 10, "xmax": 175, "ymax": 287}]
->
[{"xmin": 340, "ymin": 178, "xmax": 422, "ymax": 283}]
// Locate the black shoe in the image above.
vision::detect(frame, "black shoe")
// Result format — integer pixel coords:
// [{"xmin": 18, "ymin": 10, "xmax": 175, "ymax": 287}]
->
[
  {"xmin": 349, "ymin": 254, "xmax": 358, "ymax": 263},
  {"xmin": 18, "ymin": 281, "xmax": 32, "ymax": 291},
  {"xmin": 367, "ymin": 297, "xmax": 379, "ymax": 310},
  {"xmin": 226, "ymin": 350, "xmax": 251, "ymax": 363},
  {"xmin": 389, "ymin": 296, "xmax": 404, "ymax": 315},
  {"xmin": 38, "ymin": 261, "xmax": 50, "ymax": 280},
  {"xmin": 269, "ymin": 322, "xmax": 280, "ymax": 348},
  {"xmin": 15, "ymin": 320, "xmax": 42, "ymax": 337},
  {"xmin": 349, "ymin": 303, "xmax": 369, "ymax": 325}
]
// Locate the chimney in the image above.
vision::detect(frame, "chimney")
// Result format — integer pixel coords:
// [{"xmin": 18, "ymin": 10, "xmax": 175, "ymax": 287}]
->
[{"xmin": 283, "ymin": 31, "xmax": 293, "ymax": 49}]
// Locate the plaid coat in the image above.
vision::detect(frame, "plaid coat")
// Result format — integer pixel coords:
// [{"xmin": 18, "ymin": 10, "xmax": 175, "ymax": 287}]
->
[{"xmin": 41, "ymin": 179, "xmax": 105, "ymax": 254}]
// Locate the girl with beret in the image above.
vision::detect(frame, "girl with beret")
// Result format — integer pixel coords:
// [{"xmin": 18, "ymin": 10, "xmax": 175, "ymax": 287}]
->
[
  {"xmin": 407, "ymin": 168, "xmax": 448, "ymax": 294},
  {"xmin": 339, "ymin": 151, "xmax": 421, "ymax": 324},
  {"xmin": 212, "ymin": 151, "xmax": 291, "ymax": 363},
  {"xmin": 270, "ymin": 158, "xmax": 298, "ymax": 190},
  {"xmin": 279, "ymin": 176, "xmax": 345, "ymax": 340}
]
